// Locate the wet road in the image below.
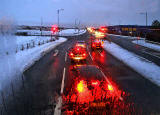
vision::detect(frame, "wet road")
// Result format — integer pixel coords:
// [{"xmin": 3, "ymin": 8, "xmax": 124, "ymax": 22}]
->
[{"xmin": 6, "ymin": 32, "xmax": 160, "ymax": 115}]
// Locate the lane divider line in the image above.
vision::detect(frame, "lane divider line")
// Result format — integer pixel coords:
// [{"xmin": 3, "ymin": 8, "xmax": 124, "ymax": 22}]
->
[
  {"xmin": 65, "ymin": 52, "xmax": 68, "ymax": 62},
  {"xmin": 99, "ymin": 68, "xmax": 124, "ymax": 101},
  {"xmin": 53, "ymin": 50, "xmax": 59, "ymax": 56},
  {"xmin": 61, "ymin": 67, "xmax": 66, "ymax": 94},
  {"xmin": 98, "ymin": 50, "xmax": 103, "ymax": 57},
  {"xmin": 54, "ymin": 67, "xmax": 66, "ymax": 115},
  {"xmin": 87, "ymin": 46, "xmax": 93, "ymax": 61},
  {"xmin": 142, "ymin": 50, "xmax": 160, "ymax": 59}
]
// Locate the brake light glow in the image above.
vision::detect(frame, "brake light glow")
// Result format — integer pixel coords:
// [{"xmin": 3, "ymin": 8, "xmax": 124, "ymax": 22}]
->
[
  {"xmin": 82, "ymin": 53, "xmax": 86, "ymax": 57},
  {"xmin": 77, "ymin": 48, "xmax": 80, "ymax": 51},
  {"xmin": 91, "ymin": 81, "xmax": 99, "ymax": 86},
  {"xmin": 108, "ymin": 84, "xmax": 113, "ymax": 91},
  {"xmin": 77, "ymin": 80, "xmax": 86, "ymax": 93},
  {"xmin": 70, "ymin": 52, "xmax": 74, "ymax": 56}
]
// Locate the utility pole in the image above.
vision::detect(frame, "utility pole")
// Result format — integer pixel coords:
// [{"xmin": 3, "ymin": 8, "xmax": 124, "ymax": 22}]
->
[
  {"xmin": 40, "ymin": 17, "xmax": 43, "ymax": 36},
  {"xmin": 146, "ymin": 12, "xmax": 148, "ymax": 26},
  {"xmin": 57, "ymin": 9, "xmax": 64, "ymax": 28},
  {"xmin": 57, "ymin": 9, "xmax": 64, "ymax": 36},
  {"xmin": 140, "ymin": 12, "xmax": 148, "ymax": 26}
]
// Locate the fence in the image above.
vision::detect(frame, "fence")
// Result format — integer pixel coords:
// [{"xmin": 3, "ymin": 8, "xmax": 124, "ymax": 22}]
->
[{"xmin": 2, "ymin": 37, "xmax": 56, "ymax": 56}]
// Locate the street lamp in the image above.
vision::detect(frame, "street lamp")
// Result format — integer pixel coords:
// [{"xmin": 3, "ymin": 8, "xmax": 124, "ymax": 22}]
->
[
  {"xmin": 140, "ymin": 12, "xmax": 148, "ymax": 26},
  {"xmin": 57, "ymin": 9, "xmax": 64, "ymax": 28}
]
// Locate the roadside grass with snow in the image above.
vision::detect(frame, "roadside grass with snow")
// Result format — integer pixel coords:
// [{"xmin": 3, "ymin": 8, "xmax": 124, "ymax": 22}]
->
[
  {"xmin": 0, "ymin": 37, "xmax": 67, "ymax": 91},
  {"xmin": 103, "ymin": 41, "xmax": 160, "ymax": 86},
  {"xmin": 108, "ymin": 34, "xmax": 145, "ymax": 40},
  {"xmin": 59, "ymin": 29, "xmax": 86, "ymax": 36},
  {"xmin": 17, "ymin": 29, "xmax": 86, "ymax": 36},
  {"xmin": 132, "ymin": 40, "xmax": 160, "ymax": 52}
]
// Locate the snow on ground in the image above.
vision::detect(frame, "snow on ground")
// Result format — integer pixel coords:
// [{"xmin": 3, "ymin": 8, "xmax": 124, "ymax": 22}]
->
[
  {"xmin": 132, "ymin": 40, "xmax": 160, "ymax": 52},
  {"xmin": 17, "ymin": 29, "xmax": 86, "ymax": 36},
  {"xmin": 103, "ymin": 41, "xmax": 160, "ymax": 86},
  {"xmin": 59, "ymin": 29, "xmax": 86, "ymax": 36},
  {"xmin": 0, "ymin": 36, "xmax": 67, "ymax": 91},
  {"xmin": 0, "ymin": 35, "xmax": 55, "ymax": 56},
  {"xmin": 17, "ymin": 29, "xmax": 51, "ymax": 35},
  {"xmin": 108, "ymin": 34, "xmax": 145, "ymax": 40}
]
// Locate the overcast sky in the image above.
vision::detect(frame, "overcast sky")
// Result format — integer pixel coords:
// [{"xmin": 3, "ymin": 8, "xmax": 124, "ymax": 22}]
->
[{"xmin": 0, "ymin": 0, "xmax": 160, "ymax": 26}]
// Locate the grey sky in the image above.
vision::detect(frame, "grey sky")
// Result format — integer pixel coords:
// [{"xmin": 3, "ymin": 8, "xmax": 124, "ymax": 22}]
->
[{"xmin": 0, "ymin": 0, "xmax": 160, "ymax": 26}]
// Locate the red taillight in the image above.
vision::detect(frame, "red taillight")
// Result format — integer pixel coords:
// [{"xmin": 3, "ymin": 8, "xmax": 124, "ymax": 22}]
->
[
  {"xmin": 83, "ymin": 53, "xmax": 86, "ymax": 57},
  {"xmin": 77, "ymin": 80, "xmax": 87, "ymax": 93},
  {"xmin": 92, "ymin": 43, "xmax": 95, "ymax": 47},
  {"xmin": 70, "ymin": 52, "xmax": 74, "ymax": 56},
  {"xmin": 91, "ymin": 81, "xmax": 99, "ymax": 86},
  {"xmin": 108, "ymin": 84, "xmax": 113, "ymax": 91},
  {"xmin": 77, "ymin": 48, "xmax": 80, "ymax": 51}
]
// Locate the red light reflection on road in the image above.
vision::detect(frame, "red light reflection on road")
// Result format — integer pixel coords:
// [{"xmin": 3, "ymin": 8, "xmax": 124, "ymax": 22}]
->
[
  {"xmin": 91, "ymin": 50, "xmax": 105, "ymax": 63},
  {"xmin": 62, "ymin": 64, "xmax": 139, "ymax": 114}
]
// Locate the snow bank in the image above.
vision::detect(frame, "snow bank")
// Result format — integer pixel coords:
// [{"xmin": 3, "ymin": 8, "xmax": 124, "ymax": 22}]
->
[
  {"xmin": 0, "ymin": 37, "xmax": 67, "ymax": 91},
  {"xmin": 17, "ymin": 29, "xmax": 86, "ymax": 36},
  {"xmin": 132, "ymin": 40, "xmax": 160, "ymax": 52},
  {"xmin": 59, "ymin": 29, "xmax": 86, "ymax": 36},
  {"xmin": 0, "ymin": 35, "xmax": 55, "ymax": 56},
  {"xmin": 108, "ymin": 34, "xmax": 145, "ymax": 40},
  {"xmin": 103, "ymin": 41, "xmax": 160, "ymax": 86}
]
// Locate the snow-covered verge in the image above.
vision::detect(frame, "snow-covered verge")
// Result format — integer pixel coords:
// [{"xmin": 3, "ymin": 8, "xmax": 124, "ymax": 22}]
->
[
  {"xmin": 103, "ymin": 41, "xmax": 160, "ymax": 86},
  {"xmin": 59, "ymin": 29, "xmax": 86, "ymax": 36},
  {"xmin": 0, "ymin": 36, "xmax": 56, "ymax": 56},
  {"xmin": 17, "ymin": 29, "xmax": 86, "ymax": 36},
  {"xmin": 0, "ymin": 37, "xmax": 67, "ymax": 91},
  {"xmin": 132, "ymin": 40, "xmax": 160, "ymax": 52},
  {"xmin": 108, "ymin": 34, "xmax": 145, "ymax": 40}
]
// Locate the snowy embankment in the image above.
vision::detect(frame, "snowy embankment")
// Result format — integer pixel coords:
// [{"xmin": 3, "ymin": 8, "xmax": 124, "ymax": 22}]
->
[
  {"xmin": 109, "ymin": 34, "xmax": 160, "ymax": 52},
  {"xmin": 132, "ymin": 40, "xmax": 160, "ymax": 52},
  {"xmin": 17, "ymin": 29, "xmax": 86, "ymax": 36},
  {"xmin": 0, "ymin": 36, "xmax": 67, "ymax": 91},
  {"xmin": 108, "ymin": 34, "xmax": 145, "ymax": 40},
  {"xmin": 103, "ymin": 41, "xmax": 160, "ymax": 86},
  {"xmin": 59, "ymin": 29, "xmax": 86, "ymax": 36}
]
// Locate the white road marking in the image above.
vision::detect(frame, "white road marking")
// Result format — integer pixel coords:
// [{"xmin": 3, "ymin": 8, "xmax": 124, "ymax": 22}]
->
[
  {"xmin": 53, "ymin": 50, "xmax": 59, "ymax": 56},
  {"xmin": 142, "ymin": 50, "xmax": 160, "ymax": 59},
  {"xmin": 87, "ymin": 46, "xmax": 93, "ymax": 61},
  {"xmin": 137, "ymin": 54, "xmax": 152, "ymax": 63},
  {"xmin": 97, "ymin": 50, "xmax": 103, "ymax": 57},
  {"xmin": 99, "ymin": 68, "xmax": 124, "ymax": 101},
  {"xmin": 54, "ymin": 96, "xmax": 62, "ymax": 115},
  {"xmin": 61, "ymin": 67, "xmax": 66, "ymax": 94},
  {"xmin": 54, "ymin": 67, "xmax": 66, "ymax": 115},
  {"xmin": 89, "ymin": 52, "xmax": 93, "ymax": 61},
  {"xmin": 65, "ymin": 52, "xmax": 68, "ymax": 62}
]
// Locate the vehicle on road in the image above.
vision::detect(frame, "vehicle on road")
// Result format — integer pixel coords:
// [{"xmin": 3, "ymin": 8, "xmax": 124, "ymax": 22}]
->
[
  {"xmin": 63, "ymin": 65, "xmax": 133, "ymax": 114},
  {"xmin": 91, "ymin": 39, "xmax": 103, "ymax": 50},
  {"xmin": 75, "ymin": 40, "xmax": 87, "ymax": 48},
  {"xmin": 69, "ymin": 46, "xmax": 87, "ymax": 62}
]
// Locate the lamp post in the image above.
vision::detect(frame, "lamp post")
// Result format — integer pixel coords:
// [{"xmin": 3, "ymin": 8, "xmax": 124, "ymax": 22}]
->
[
  {"xmin": 57, "ymin": 9, "xmax": 64, "ymax": 28},
  {"xmin": 140, "ymin": 12, "xmax": 148, "ymax": 26}
]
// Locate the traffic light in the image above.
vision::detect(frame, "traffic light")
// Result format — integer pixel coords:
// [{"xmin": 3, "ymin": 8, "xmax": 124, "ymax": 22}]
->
[{"xmin": 51, "ymin": 25, "xmax": 59, "ymax": 33}]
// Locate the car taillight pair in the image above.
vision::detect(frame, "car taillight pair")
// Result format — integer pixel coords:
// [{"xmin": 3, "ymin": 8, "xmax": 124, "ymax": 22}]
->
[{"xmin": 77, "ymin": 80, "xmax": 114, "ymax": 93}]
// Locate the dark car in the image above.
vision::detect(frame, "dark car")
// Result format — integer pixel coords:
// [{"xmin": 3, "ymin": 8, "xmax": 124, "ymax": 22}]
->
[
  {"xmin": 75, "ymin": 40, "xmax": 87, "ymax": 48},
  {"xmin": 91, "ymin": 39, "xmax": 103, "ymax": 50},
  {"xmin": 69, "ymin": 46, "xmax": 87, "ymax": 62},
  {"xmin": 62, "ymin": 65, "xmax": 130, "ymax": 114}
]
